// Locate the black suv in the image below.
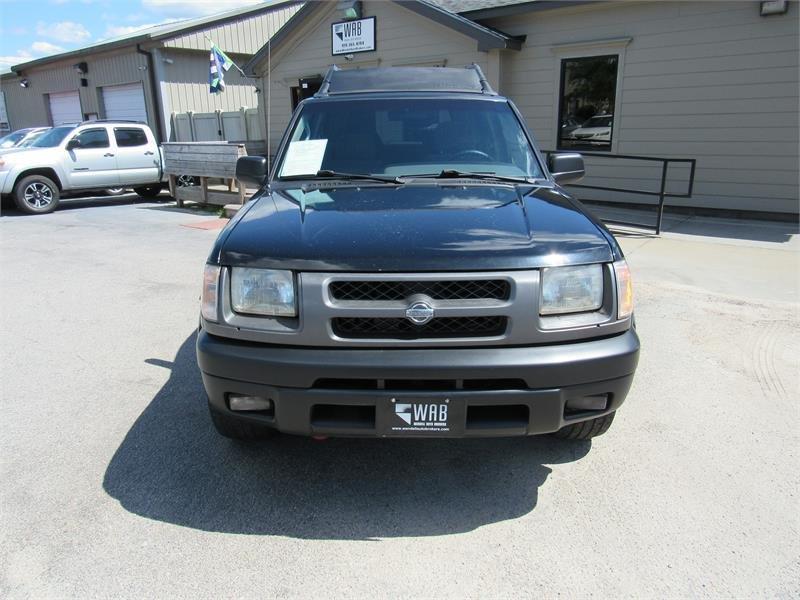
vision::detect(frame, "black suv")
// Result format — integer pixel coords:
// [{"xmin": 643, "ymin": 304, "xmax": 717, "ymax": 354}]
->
[{"xmin": 197, "ymin": 66, "xmax": 639, "ymax": 442}]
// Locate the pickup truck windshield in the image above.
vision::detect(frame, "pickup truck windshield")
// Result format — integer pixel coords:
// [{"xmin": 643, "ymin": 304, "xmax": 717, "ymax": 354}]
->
[
  {"xmin": 30, "ymin": 126, "xmax": 75, "ymax": 148},
  {"xmin": 278, "ymin": 99, "xmax": 543, "ymax": 180}
]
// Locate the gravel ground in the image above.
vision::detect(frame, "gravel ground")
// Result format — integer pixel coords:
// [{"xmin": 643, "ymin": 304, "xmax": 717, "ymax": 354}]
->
[{"xmin": 1, "ymin": 196, "xmax": 798, "ymax": 598}]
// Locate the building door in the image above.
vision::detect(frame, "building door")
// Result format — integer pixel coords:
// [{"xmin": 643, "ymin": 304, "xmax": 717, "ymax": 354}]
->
[
  {"xmin": 48, "ymin": 91, "xmax": 82, "ymax": 125},
  {"xmin": 291, "ymin": 75, "xmax": 323, "ymax": 109},
  {"xmin": 102, "ymin": 83, "xmax": 148, "ymax": 123}
]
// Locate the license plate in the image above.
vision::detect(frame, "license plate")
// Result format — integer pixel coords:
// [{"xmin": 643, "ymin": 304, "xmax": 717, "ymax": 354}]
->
[{"xmin": 378, "ymin": 397, "xmax": 464, "ymax": 436}]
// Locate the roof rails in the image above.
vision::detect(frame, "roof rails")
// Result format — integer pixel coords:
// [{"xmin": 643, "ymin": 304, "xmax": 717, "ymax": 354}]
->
[
  {"xmin": 315, "ymin": 64, "xmax": 497, "ymax": 97},
  {"xmin": 78, "ymin": 119, "xmax": 147, "ymax": 125}
]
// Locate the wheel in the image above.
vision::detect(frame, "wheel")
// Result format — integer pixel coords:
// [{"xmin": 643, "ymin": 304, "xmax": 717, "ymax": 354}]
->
[
  {"xmin": 177, "ymin": 175, "xmax": 197, "ymax": 187},
  {"xmin": 105, "ymin": 187, "xmax": 127, "ymax": 196},
  {"xmin": 552, "ymin": 412, "xmax": 616, "ymax": 440},
  {"xmin": 13, "ymin": 174, "xmax": 60, "ymax": 214},
  {"xmin": 133, "ymin": 184, "xmax": 163, "ymax": 198},
  {"xmin": 209, "ymin": 404, "xmax": 277, "ymax": 442}
]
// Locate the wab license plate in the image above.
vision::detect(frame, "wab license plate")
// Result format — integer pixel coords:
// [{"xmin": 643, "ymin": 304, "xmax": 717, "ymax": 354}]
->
[{"xmin": 380, "ymin": 398, "xmax": 464, "ymax": 436}]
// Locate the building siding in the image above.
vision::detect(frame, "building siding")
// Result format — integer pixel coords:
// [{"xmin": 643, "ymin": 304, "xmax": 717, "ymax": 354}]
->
[
  {"xmin": 159, "ymin": 49, "xmax": 259, "ymax": 117},
  {"xmin": 162, "ymin": 3, "xmax": 302, "ymax": 54},
  {"xmin": 256, "ymin": 0, "xmax": 491, "ymax": 155},
  {"xmin": 485, "ymin": 0, "xmax": 799, "ymax": 214},
  {"xmin": 0, "ymin": 49, "xmax": 156, "ymax": 131}
]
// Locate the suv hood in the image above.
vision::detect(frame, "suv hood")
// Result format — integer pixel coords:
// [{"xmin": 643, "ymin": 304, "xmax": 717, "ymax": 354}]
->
[{"xmin": 216, "ymin": 184, "xmax": 615, "ymax": 271}]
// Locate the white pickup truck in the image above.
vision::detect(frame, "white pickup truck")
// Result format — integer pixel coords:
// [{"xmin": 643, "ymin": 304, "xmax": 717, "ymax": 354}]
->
[{"xmin": 0, "ymin": 120, "xmax": 164, "ymax": 214}]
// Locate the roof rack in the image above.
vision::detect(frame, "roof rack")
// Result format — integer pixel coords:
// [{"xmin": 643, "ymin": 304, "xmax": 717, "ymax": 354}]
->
[
  {"xmin": 315, "ymin": 64, "xmax": 496, "ymax": 97},
  {"xmin": 78, "ymin": 119, "xmax": 147, "ymax": 125}
]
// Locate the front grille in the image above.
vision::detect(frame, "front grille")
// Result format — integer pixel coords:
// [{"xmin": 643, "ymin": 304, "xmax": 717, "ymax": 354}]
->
[
  {"xmin": 332, "ymin": 316, "xmax": 507, "ymax": 339},
  {"xmin": 329, "ymin": 279, "xmax": 510, "ymax": 301}
]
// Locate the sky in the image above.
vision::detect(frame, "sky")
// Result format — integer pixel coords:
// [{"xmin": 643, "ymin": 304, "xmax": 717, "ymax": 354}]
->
[{"xmin": 0, "ymin": 0, "xmax": 264, "ymax": 70}]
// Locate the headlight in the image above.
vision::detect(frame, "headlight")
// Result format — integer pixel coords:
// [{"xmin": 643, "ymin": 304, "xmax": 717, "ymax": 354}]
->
[
  {"xmin": 231, "ymin": 267, "xmax": 296, "ymax": 316},
  {"xmin": 540, "ymin": 264, "xmax": 603, "ymax": 315},
  {"xmin": 613, "ymin": 259, "xmax": 634, "ymax": 319},
  {"xmin": 201, "ymin": 264, "xmax": 221, "ymax": 322}
]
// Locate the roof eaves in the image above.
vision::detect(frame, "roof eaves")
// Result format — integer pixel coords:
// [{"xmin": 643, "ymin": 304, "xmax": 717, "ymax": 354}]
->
[
  {"xmin": 393, "ymin": 0, "xmax": 520, "ymax": 50},
  {"xmin": 243, "ymin": 1, "xmax": 323, "ymax": 76},
  {"xmin": 10, "ymin": 34, "xmax": 152, "ymax": 73},
  {"xmin": 10, "ymin": 0, "xmax": 303, "ymax": 74},
  {"xmin": 150, "ymin": 0, "xmax": 303, "ymax": 42},
  {"xmin": 460, "ymin": 0, "xmax": 604, "ymax": 21}
]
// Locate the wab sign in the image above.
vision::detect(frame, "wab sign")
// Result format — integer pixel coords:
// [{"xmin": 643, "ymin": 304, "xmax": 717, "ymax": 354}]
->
[{"xmin": 331, "ymin": 16, "xmax": 376, "ymax": 55}]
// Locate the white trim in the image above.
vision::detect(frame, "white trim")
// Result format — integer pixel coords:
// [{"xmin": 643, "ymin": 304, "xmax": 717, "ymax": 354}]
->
[
  {"xmin": 550, "ymin": 37, "xmax": 632, "ymax": 54},
  {"xmin": 550, "ymin": 38, "xmax": 630, "ymax": 154}
]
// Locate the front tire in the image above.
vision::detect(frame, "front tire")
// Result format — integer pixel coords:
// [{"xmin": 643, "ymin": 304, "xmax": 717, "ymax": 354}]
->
[
  {"xmin": 14, "ymin": 174, "xmax": 60, "ymax": 214},
  {"xmin": 209, "ymin": 404, "xmax": 277, "ymax": 442},
  {"xmin": 133, "ymin": 183, "xmax": 163, "ymax": 198},
  {"xmin": 105, "ymin": 187, "xmax": 127, "ymax": 196},
  {"xmin": 553, "ymin": 412, "xmax": 616, "ymax": 440}
]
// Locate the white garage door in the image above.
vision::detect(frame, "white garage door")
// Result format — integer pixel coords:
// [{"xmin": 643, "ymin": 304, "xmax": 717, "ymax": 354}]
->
[
  {"xmin": 102, "ymin": 83, "xmax": 147, "ymax": 123},
  {"xmin": 48, "ymin": 91, "xmax": 82, "ymax": 125}
]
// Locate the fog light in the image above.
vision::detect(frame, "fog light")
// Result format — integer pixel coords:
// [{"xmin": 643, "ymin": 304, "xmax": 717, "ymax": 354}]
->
[
  {"xmin": 229, "ymin": 395, "xmax": 272, "ymax": 412},
  {"xmin": 565, "ymin": 394, "xmax": 608, "ymax": 412}
]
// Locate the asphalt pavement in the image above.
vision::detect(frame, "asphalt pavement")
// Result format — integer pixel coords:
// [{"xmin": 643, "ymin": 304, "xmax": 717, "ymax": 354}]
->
[{"xmin": 1, "ymin": 195, "xmax": 798, "ymax": 598}]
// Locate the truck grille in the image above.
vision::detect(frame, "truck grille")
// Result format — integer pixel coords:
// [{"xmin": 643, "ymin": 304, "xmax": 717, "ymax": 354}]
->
[
  {"xmin": 332, "ymin": 316, "xmax": 507, "ymax": 339},
  {"xmin": 329, "ymin": 279, "xmax": 510, "ymax": 301}
]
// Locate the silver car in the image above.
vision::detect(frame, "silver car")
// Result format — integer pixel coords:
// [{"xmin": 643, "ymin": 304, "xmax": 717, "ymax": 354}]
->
[{"xmin": 0, "ymin": 127, "xmax": 51, "ymax": 149}]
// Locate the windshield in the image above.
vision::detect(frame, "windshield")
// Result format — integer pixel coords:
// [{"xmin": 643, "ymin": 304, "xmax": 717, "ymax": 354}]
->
[
  {"xmin": 277, "ymin": 98, "xmax": 543, "ymax": 180},
  {"xmin": 582, "ymin": 116, "xmax": 612, "ymax": 128},
  {"xmin": 19, "ymin": 130, "xmax": 48, "ymax": 147},
  {"xmin": 0, "ymin": 131, "xmax": 26, "ymax": 148},
  {"xmin": 30, "ymin": 126, "xmax": 75, "ymax": 148}
]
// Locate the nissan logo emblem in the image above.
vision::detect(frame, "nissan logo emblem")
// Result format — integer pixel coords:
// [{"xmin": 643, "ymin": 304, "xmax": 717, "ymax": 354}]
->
[{"xmin": 405, "ymin": 301, "xmax": 435, "ymax": 325}]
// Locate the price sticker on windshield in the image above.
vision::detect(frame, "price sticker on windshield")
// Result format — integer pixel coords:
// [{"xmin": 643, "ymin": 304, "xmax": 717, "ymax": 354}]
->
[{"xmin": 281, "ymin": 139, "xmax": 328, "ymax": 177}]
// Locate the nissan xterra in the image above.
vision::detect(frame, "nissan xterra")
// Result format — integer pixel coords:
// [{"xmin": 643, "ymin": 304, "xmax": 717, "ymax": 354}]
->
[{"xmin": 197, "ymin": 66, "xmax": 639, "ymax": 442}]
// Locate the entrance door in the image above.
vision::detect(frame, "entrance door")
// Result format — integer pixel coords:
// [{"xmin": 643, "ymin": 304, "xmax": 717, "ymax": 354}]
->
[
  {"xmin": 291, "ymin": 75, "xmax": 323, "ymax": 109},
  {"xmin": 48, "ymin": 91, "xmax": 82, "ymax": 125}
]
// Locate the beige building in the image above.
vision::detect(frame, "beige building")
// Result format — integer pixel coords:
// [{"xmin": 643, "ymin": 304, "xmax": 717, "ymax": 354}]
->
[
  {"xmin": 0, "ymin": 1, "xmax": 302, "ymax": 143},
  {"xmin": 244, "ymin": 0, "xmax": 799, "ymax": 216}
]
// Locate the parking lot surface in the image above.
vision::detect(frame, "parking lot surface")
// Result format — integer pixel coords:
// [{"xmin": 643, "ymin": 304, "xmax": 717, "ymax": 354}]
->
[{"xmin": 1, "ymin": 197, "xmax": 798, "ymax": 598}]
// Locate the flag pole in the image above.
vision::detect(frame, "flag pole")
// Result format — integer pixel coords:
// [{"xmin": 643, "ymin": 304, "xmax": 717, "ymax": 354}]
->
[{"xmin": 204, "ymin": 34, "xmax": 248, "ymax": 78}]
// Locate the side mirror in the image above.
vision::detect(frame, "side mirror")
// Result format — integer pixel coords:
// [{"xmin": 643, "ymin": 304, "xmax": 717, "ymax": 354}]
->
[
  {"xmin": 66, "ymin": 139, "xmax": 81, "ymax": 151},
  {"xmin": 235, "ymin": 156, "xmax": 268, "ymax": 187},
  {"xmin": 548, "ymin": 153, "xmax": 585, "ymax": 185}
]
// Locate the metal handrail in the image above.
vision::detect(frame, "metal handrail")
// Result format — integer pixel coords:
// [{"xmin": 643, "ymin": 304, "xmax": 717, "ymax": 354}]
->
[{"xmin": 543, "ymin": 150, "xmax": 697, "ymax": 235}]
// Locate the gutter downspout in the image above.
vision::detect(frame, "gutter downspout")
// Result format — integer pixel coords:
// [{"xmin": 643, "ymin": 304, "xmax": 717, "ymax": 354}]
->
[{"xmin": 136, "ymin": 44, "xmax": 165, "ymax": 143}]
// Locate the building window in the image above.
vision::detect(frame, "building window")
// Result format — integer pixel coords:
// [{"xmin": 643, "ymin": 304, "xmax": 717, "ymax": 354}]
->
[{"xmin": 557, "ymin": 54, "xmax": 618, "ymax": 151}]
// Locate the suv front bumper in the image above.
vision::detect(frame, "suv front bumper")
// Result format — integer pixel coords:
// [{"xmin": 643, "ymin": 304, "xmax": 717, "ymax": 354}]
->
[{"xmin": 197, "ymin": 328, "xmax": 639, "ymax": 438}]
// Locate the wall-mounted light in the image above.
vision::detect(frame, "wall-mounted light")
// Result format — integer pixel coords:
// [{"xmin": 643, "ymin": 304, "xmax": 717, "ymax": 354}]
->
[
  {"xmin": 19, "ymin": 78, "xmax": 29, "ymax": 88},
  {"xmin": 73, "ymin": 61, "xmax": 88, "ymax": 75},
  {"xmin": 137, "ymin": 65, "xmax": 147, "ymax": 71},
  {"xmin": 337, "ymin": 0, "xmax": 362, "ymax": 19},
  {"xmin": 162, "ymin": 57, "xmax": 174, "ymax": 65},
  {"xmin": 760, "ymin": 0, "xmax": 788, "ymax": 15},
  {"xmin": 344, "ymin": 54, "xmax": 354, "ymax": 61}
]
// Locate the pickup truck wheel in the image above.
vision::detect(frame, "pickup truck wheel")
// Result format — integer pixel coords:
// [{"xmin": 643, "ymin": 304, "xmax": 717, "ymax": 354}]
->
[
  {"xmin": 209, "ymin": 405, "xmax": 277, "ymax": 442},
  {"xmin": 14, "ymin": 175, "xmax": 60, "ymax": 214},
  {"xmin": 105, "ymin": 187, "xmax": 126, "ymax": 196},
  {"xmin": 133, "ymin": 184, "xmax": 163, "ymax": 198},
  {"xmin": 553, "ymin": 412, "xmax": 616, "ymax": 440}
]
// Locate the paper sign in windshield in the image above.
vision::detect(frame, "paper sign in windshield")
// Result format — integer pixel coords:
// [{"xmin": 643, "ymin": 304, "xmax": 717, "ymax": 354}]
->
[{"xmin": 281, "ymin": 139, "xmax": 328, "ymax": 177}]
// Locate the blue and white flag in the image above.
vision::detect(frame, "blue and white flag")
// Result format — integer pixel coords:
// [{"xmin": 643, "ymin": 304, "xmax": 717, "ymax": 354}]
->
[{"xmin": 209, "ymin": 43, "xmax": 234, "ymax": 94}]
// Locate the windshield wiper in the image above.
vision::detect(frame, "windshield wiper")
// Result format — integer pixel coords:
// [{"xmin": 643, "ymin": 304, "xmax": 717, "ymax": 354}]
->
[
  {"xmin": 403, "ymin": 169, "xmax": 536, "ymax": 184},
  {"xmin": 315, "ymin": 170, "xmax": 403, "ymax": 184}
]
